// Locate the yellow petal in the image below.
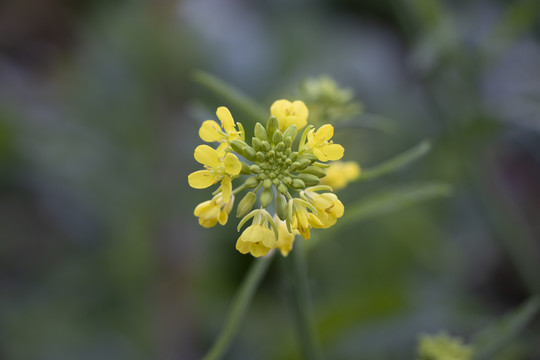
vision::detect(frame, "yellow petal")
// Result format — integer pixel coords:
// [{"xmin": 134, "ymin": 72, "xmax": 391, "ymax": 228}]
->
[
  {"xmin": 199, "ymin": 217, "xmax": 218, "ymax": 228},
  {"xmin": 261, "ymin": 227, "xmax": 276, "ymax": 248},
  {"xmin": 221, "ymin": 176, "xmax": 232, "ymax": 203},
  {"xmin": 194, "ymin": 200, "xmax": 213, "ymax": 216},
  {"xmin": 290, "ymin": 100, "xmax": 308, "ymax": 129},
  {"xmin": 218, "ymin": 208, "xmax": 228, "ymax": 225},
  {"xmin": 194, "ymin": 145, "xmax": 221, "ymax": 168},
  {"xmin": 188, "ymin": 170, "xmax": 217, "ymax": 189},
  {"xmin": 216, "ymin": 106, "xmax": 236, "ymax": 134},
  {"xmin": 236, "ymin": 237, "xmax": 251, "ymax": 254},
  {"xmin": 315, "ymin": 124, "xmax": 334, "ymax": 142},
  {"xmin": 223, "ymin": 153, "xmax": 242, "ymax": 175},
  {"xmin": 199, "ymin": 120, "xmax": 223, "ymax": 142},
  {"xmin": 314, "ymin": 144, "xmax": 344, "ymax": 161}
]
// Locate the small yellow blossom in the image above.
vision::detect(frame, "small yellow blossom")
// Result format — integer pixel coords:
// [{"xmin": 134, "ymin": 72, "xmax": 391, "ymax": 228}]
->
[
  {"xmin": 302, "ymin": 191, "xmax": 344, "ymax": 228},
  {"xmin": 194, "ymin": 194, "xmax": 234, "ymax": 228},
  {"xmin": 321, "ymin": 161, "xmax": 360, "ymax": 190},
  {"xmin": 274, "ymin": 215, "xmax": 296, "ymax": 256},
  {"xmin": 236, "ymin": 211, "xmax": 277, "ymax": 257},
  {"xmin": 188, "ymin": 145, "xmax": 242, "ymax": 202},
  {"xmin": 199, "ymin": 107, "xmax": 244, "ymax": 152},
  {"xmin": 418, "ymin": 332, "xmax": 474, "ymax": 360},
  {"xmin": 289, "ymin": 199, "xmax": 323, "ymax": 240},
  {"xmin": 270, "ymin": 99, "xmax": 309, "ymax": 132},
  {"xmin": 306, "ymin": 124, "xmax": 344, "ymax": 161}
]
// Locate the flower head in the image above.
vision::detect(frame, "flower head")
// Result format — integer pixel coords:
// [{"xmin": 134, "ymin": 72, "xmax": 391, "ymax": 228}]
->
[
  {"xmin": 321, "ymin": 161, "xmax": 360, "ymax": 190},
  {"xmin": 199, "ymin": 107, "xmax": 244, "ymax": 152},
  {"xmin": 418, "ymin": 332, "xmax": 474, "ymax": 360},
  {"xmin": 188, "ymin": 145, "xmax": 242, "ymax": 202},
  {"xmin": 306, "ymin": 124, "xmax": 344, "ymax": 161},
  {"xmin": 189, "ymin": 101, "xmax": 347, "ymax": 257},
  {"xmin": 271, "ymin": 99, "xmax": 308, "ymax": 132},
  {"xmin": 194, "ymin": 194, "xmax": 234, "ymax": 228}
]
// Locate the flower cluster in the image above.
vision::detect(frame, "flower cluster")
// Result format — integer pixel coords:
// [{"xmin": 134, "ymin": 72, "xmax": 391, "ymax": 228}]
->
[{"xmin": 189, "ymin": 99, "xmax": 346, "ymax": 257}]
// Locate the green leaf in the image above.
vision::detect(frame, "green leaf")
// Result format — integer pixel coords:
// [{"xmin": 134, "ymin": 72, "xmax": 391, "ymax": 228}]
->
[
  {"xmin": 192, "ymin": 70, "xmax": 267, "ymax": 124},
  {"xmin": 471, "ymin": 296, "xmax": 540, "ymax": 360},
  {"xmin": 312, "ymin": 182, "xmax": 452, "ymax": 246},
  {"xmin": 359, "ymin": 140, "xmax": 432, "ymax": 181}
]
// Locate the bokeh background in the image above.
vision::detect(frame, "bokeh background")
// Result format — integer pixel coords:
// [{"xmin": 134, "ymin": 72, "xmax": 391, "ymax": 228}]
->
[{"xmin": 1, "ymin": 0, "xmax": 540, "ymax": 359}]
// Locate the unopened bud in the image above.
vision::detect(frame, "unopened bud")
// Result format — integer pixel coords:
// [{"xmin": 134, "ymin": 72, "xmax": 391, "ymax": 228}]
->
[
  {"xmin": 249, "ymin": 164, "xmax": 261, "ymax": 173},
  {"xmin": 283, "ymin": 124, "xmax": 297, "ymax": 141},
  {"xmin": 241, "ymin": 162, "xmax": 251, "ymax": 175},
  {"xmin": 277, "ymin": 183, "xmax": 288, "ymax": 194},
  {"xmin": 298, "ymin": 174, "xmax": 320, "ymax": 186},
  {"xmin": 261, "ymin": 141, "xmax": 271, "ymax": 152},
  {"xmin": 252, "ymin": 137, "xmax": 262, "ymax": 151},
  {"xmin": 230, "ymin": 140, "xmax": 247, "ymax": 154},
  {"xmin": 263, "ymin": 179, "xmax": 272, "ymax": 188},
  {"xmin": 276, "ymin": 193, "xmax": 288, "ymax": 220},
  {"xmin": 237, "ymin": 192, "xmax": 257, "ymax": 218},
  {"xmin": 266, "ymin": 116, "xmax": 279, "ymax": 138},
  {"xmin": 291, "ymin": 179, "xmax": 306, "ymax": 189},
  {"xmin": 244, "ymin": 177, "xmax": 259, "ymax": 189},
  {"xmin": 260, "ymin": 188, "xmax": 273, "ymax": 207},
  {"xmin": 254, "ymin": 123, "xmax": 268, "ymax": 141},
  {"xmin": 302, "ymin": 166, "xmax": 326, "ymax": 178},
  {"xmin": 272, "ymin": 130, "xmax": 283, "ymax": 144},
  {"xmin": 243, "ymin": 147, "xmax": 256, "ymax": 161}
]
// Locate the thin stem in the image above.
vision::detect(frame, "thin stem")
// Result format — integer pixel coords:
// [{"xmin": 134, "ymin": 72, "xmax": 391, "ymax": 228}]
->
[
  {"xmin": 202, "ymin": 253, "xmax": 274, "ymax": 360},
  {"xmin": 192, "ymin": 71, "xmax": 267, "ymax": 124},
  {"xmin": 290, "ymin": 241, "xmax": 323, "ymax": 360}
]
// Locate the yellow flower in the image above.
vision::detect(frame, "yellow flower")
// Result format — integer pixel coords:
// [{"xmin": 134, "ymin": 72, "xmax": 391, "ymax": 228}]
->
[
  {"xmin": 199, "ymin": 107, "xmax": 244, "ymax": 152},
  {"xmin": 194, "ymin": 194, "xmax": 234, "ymax": 228},
  {"xmin": 289, "ymin": 199, "xmax": 323, "ymax": 240},
  {"xmin": 302, "ymin": 191, "xmax": 344, "ymax": 228},
  {"xmin": 321, "ymin": 161, "xmax": 360, "ymax": 190},
  {"xmin": 306, "ymin": 124, "xmax": 344, "ymax": 161},
  {"xmin": 274, "ymin": 215, "xmax": 296, "ymax": 257},
  {"xmin": 188, "ymin": 145, "xmax": 242, "ymax": 202},
  {"xmin": 270, "ymin": 99, "xmax": 309, "ymax": 132},
  {"xmin": 236, "ymin": 212, "xmax": 277, "ymax": 257}
]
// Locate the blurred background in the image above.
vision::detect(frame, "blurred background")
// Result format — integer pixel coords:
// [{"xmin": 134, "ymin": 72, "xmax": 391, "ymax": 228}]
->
[{"xmin": 1, "ymin": 0, "xmax": 540, "ymax": 359}]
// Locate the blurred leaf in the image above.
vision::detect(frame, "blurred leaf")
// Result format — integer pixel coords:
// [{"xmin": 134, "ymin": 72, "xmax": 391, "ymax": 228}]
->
[
  {"xmin": 313, "ymin": 182, "xmax": 452, "ymax": 246},
  {"xmin": 193, "ymin": 71, "xmax": 267, "ymax": 124},
  {"xmin": 472, "ymin": 296, "xmax": 540, "ymax": 360},
  {"xmin": 359, "ymin": 140, "xmax": 432, "ymax": 181}
]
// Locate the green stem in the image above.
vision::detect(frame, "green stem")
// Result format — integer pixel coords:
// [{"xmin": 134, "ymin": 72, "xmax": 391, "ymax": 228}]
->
[
  {"xmin": 192, "ymin": 71, "xmax": 267, "ymax": 124},
  {"xmin": 202, "ymin": 253, "xmax": 274, "ymax": 360},
  {"xmin": 358, "ymin": 140, "xmax": 431, "ymax": 181},
  {"xmin": 290, "ymin": 241, "xmax": 324, "ymax": 360}
]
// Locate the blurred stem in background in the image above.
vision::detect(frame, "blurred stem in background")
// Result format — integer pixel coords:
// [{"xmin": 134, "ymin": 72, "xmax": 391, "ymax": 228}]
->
[{"xmin": 202, "ymin": 254, "xmax": 274, "ymax": 360}]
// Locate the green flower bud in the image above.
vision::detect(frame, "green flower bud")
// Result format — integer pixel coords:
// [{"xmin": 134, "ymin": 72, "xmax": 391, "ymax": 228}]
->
[
  {"xmin": 301, "ymin": 153, "xmax": 317, "ymax": 162},
  {"xmin": 284, "ymin": 136, "xmax": 293, "ymax": 148},
  {"xmin": 277, "ymin": 183, "xmax": 288, "ymax": 194},
  {"xmin": 302, "ymin": 166, "xmax": 326, "ymax": 178},
  {"xmin": 283, "ymin": 124, "xmax": 297, "ymax": 141},
  {"xmin": 298, "ymin": 174, "xmax": 320, "ymax": 186},
  {"xmin": 250, "ymin": 164, "xmax": 261, "ymax": 173},
  {"xmin": 260, "ymin": 188, "xmax": 273, "ymax": 207},
  {"xmin": 243, "ymin": 146, "xmax": 257, "ymax": 161},
  {"xmin": 289, "ymin": 152, "xmax": 298, "ymax": 161},
  {"xmin": 230, "ymin": 139, "xmax": 247, "ymax": 154},
  {"xmin": 256, "ymin": 152, "xmax": 265, "ymax": 162},
  {"xmin": 296, "ymin": 157, "xmax": 312, "ymax": 170},
  {"xmin": 254, "ymin": 122, "xmax": 268, "ymax": 141},
  {"xmin": 252, "ymin": 137, "xmax": 262, "ymax": 151},
  {"xmin": 276, "ymin": 193, "xmax": 288, "ymax": 220},
  {"xmin": 272, "ymin": 178, "xmax": 280, "ymax": 186},
  {"xmin": 289, "ymin": 162, "xmax": 301, "ymax": 171},
  {"xmin": 282, "ymin": 176, "xmax": 292, "ymax": 185},
  {"xmin": 291, "ymin": 178, "xmax": 306, "ymax": 189},
  {"xmin": 276, "ymin": 142, "xmax": 285, "ymax": 152},
  {"xmin": 236, "ymin": 192, "xmax": 257, "ymax": 218},
  {"xmin": 261, "ymin": 141, "xmax": 271, "ymax": 152},
  {"xmin": 272, "ymin": 130, "xmax": 283, "ymax": 144},
  {"xmin": 241, "ymin": 162, "xmax": 252, "ymax": 175},
  {"xmin": 266, "ymin": 116, "xmax": 279, "ymax": 139},
  {"xmin": 263, "ymin": 178, "xmax": 273, "ymax": 188},
  {"xmin": 244, "ymin": 177, "xmax": 259, "ymax": 188}
]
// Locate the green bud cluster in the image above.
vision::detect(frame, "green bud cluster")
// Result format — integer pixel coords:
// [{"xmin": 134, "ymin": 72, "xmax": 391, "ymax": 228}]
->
[{"xmin": 232, "ymin": 117, "xmax": 327, "ymax": 218}]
